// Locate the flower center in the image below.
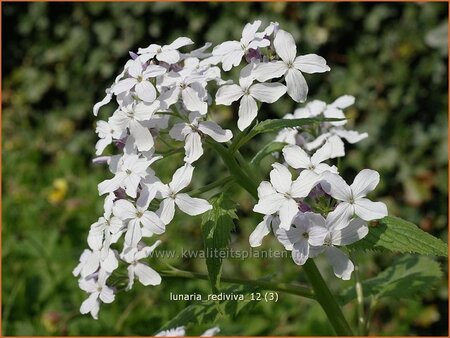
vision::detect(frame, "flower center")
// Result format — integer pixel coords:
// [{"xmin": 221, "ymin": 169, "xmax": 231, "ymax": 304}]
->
[
  {"xmin": 302, "ymin": 232, "xmax": 309, "ymax": 239},
  {"xmin": 287, "ymin": 61, "xmax": 294, "ymax": 69},
  {"xmin": 126, "ymin": 169, "xmax": 132, "ymax": 175},
  {"xmin": 136, "ymin": 211, "xmax": 143, "ymax": 218}
]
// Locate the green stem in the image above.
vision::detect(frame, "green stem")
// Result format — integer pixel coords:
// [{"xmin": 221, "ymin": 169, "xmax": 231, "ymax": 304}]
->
[
  {"xmin": 206, "ymin": 141, "xmax": 258, "ymax": 199},
  {"xmin": 351, "ymin": 253, "xmax": 365, "ymax": 335},
  {"xmin": 160, "ymin": 268, "xmax": 315, "ymax": 299},
  {"xmin": 189, "ymin": 176, "xmax": 234, "ymax": 197},
  {"xmin": 303, "ymin": 260, "xmax": 354, "ymax": 336}
]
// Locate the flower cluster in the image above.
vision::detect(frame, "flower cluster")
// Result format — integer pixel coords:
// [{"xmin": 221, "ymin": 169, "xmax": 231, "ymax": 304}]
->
[{"xmin": 77, "ymin": 19, "xmax": 386, "ymax": 321}]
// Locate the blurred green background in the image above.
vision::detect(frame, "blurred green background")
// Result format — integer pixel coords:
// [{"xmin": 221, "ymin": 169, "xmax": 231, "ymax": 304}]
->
[{"xmin": 2, "ymin": 2, "xmax": 448, "ymax": 336}]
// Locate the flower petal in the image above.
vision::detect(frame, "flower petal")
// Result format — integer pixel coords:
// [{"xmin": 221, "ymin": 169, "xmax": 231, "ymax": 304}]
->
[
  {"xmin": 351, "ymin": 169, "xmax": 380, "ymax": 199},
  {"xmin": 134, "ymin": 262, "xmax": 162, "ymax": 286},
  {"xmin": 157, "ymin": 49, "xmax": 180, "ymax": 64},
  {"xmin": 354, "ymin": 198, "xmax": 388, "ymax": 221},
  {"xmin": 278, "ymin": 198, "xmax": 299, "ymax": 230},
  {"xmin": 182, "ymin": 86, "xmax": 207, "ymax": 115},
  {"xmin": 129, "ymin": 120, "xmax": 154, "ymax": 152},
  {"xmin": 215, "ymin": 84, "xmax": 244, "ymax": 105},
  {"xmin": 320, "ymin": 172, "xmax": 352, "ymax": 201},
  {"xmin": 332, "ymin": 218, "xmax": 368, "ymax": 246},
  {"xmin": 325, "ymin": 247, "xmax": 354, "ymax": 280},
  {"xmin": 175, "ymin": 193, "xmax": 212, "ymax": 215},
  {"xmin": 112, "ymin": 78, "xmax": 137, "ymax": 95},
  {"xmin": 141, "ymin": 211, "xmax": 166, "ymax": 235},
  {"xmin": 157, "ymin": 198, "xmax": 176, "ymax": 225},
  {"xmin": 293, "ymin": 54, "xmax": 330, "ymax": 73},
  {"xmin": 169, "ymin": 163, "xmax": 194, "ymax": 193},
  {"xmin": 291, "ymin": 240, "xmax": 310, "ymax": 265},
  {"xmin": 184, "ymin": 132, "xmax": 204, "ymax": 163},
  {"xmin": 253, "ymin": 193, "xmax": 285, "ymax": 215},
  {"xmin": 125, "ymin": 218, "xmax": 142, "ymax": 247},
  {"xmin": 282, "ymin": 144, "xmax": 311, "ymax": 169},
  {"xmin": 166, "ymin": 37, "xmax": 194, "ymax": 50},
  {"xmin": 291, "ymin": 170, "xmax": 320, "ymax": 198},
  {"xmin": 135, "ymin": 81, "xmax": 157, "ymax": 103},
  {"xmin": 237, "ymin": 95, "xmax": 258, "ymax": 131},
  {"xmin": 330, "ymin": 95, "xmax": 355, "ymax": 109},
  {"xmin": 270, "ymin": 163, "xmax": 292, "ymax": 194},
  {"xmin": 249, "ymin": 215, "xmax": 273, "ymax": 247},
  {"xmin": 274, "ymin": 29, "xmax": 296, "ymax": 63},
  {"xmin": 253, "ymin": 61, "xmax": 287, "ymax": 82},
  {"xmin": 249, "ymin": 83, "xmax": 286, "ymax": 103},
  {"xmin": 113, "ymin": 199, "xmax": 137, "ymax": 220},
  {"xmin": 285, "ymin": 68, "xmax": 308, "ymax": 103},
  {"xmin": 198, "ymin": 121, "xmax": 233, "ymax": 142},
  {"xmin": 311, "ymin": 141, "xmax": 332, "ymax": 165}
]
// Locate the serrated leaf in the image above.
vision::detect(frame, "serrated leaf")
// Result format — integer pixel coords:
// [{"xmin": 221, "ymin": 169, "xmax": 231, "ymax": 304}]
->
[
  {"xmin": 347, "ymin": 216, "xmax": 448, "ymax": 257},
  {"xmin": 201, "ymin": 194, "xmax": 237, "ymax": 293},
  {"xmin": 155, "ymin": 284, "xmax": 259, "ymax": 333},
  {"xmin": 339, "ymin": 255, "xmax": 443, "ymax": 304},
  {"xmin": 230, "ymin": 117, "xmax": 343, "ymax": 152},
  {"xmin": 250, "ymin": 141, "xmax": 286, "ymax": 165}
]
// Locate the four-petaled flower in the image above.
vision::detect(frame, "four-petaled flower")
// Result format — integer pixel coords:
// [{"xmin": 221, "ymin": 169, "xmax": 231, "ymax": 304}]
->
[{"xmin": 138, "ymin": 37, "xmax": 194, "ymax": 64}]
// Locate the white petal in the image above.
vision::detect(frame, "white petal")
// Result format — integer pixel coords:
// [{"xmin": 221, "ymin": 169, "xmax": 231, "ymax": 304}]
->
[
  {"xmin": 253, "ymin": 193, "xmax": 285, "ymax": 215},
  {"xmin": 354, "ymin": 198, "xmax": 388, "ymax": 221},
  {"xmin": 324, "ymin": 107, "xmax": 346, "ymax": 126},
  {"xmin": 81, "ymin": 252, "xmax": 100, "ymax": 277},
  {"xmin": 282, "ymin": 144, "xmax": 311, "ymax": 169},
  {"xmin": 141, "ymin": 211, "xmax": 166, "ymax": 235},
  {"xmin": 278, "ymin": 198, "xmax": 299, "ymax": 230},
  {"xmin": 215, "ymin": 84, "xmax": 244, "ymax": 105},
  {"xmin": 308, "ymin": 225, "xmax": 329, "ymax": 247},
  {"xmin": 198, "ymin": 121, "xmax": 232, "ymax": 142},
  {"xmin": 333, "ymin": 129, "xmax": 368, "ymax": 144},
  {"xmin": 325, "ymin": 247, "xmax": 354, "ymax": 280},
  {"xmin": 285, "ymin": 68, "xmax": 308, "ymax": 103},
  {"xmin": 175, "ymin": 193, "xmax": 212, "ymax": 215},
  {"xmin": 95, "ymin": 137, "xmax": 112, "ymax": 156},
  {"xmin": 241, "ymin": 20, "xmax": 262, "ymax": 45},
  {"xmin": 351, "ymin": 169, "xmax": 380, "ymax": 199},
  {"xmin": 270, "ymin": 163, "xmax": 292, "ymax": 194},
  {"xmin": 166, "ymin": 37, "xmax": 194, "ymax": 50},
  {"xmin": 212, "ymin": 40, "xmax": 240, "ymax": 56},
  {"xmin": 249, "ymin": 215, "xmax": 273, "ymax": 247},
  {"xmin": 112, "ymin": 78, "xmax": 137, "ymax": 94},
  {"xmin": 275, "ymin": 226, "xmax": 301, "ymax": 250},
  {"xmin": 293, "ymin": 54, "xmax": 330, "ymax": 74},
  {"xmin": 100, "ymin": 249, "xmax": 119, "ymax": 273},
  {"xmin": 327, "ymin": 202, "xmax": 354, "ymax": 230},
  {"xmin": 123, "ymin": 174, "xmax": 142, "ymax": 199},
  {"xmin": 330, "ymin": 95, "xmax": 355, "ymax": 109},
  {"xmin": 237, "ymin": 95, "xmax": 258, "ymax": 131},
  {"xmin": 257, "ymin": 181, "xmax": 277, "ymax": 198},
  {"xmin": 170, "ymin": 163, "xmax": 194, "ymax": 193},
  {"xmin": 311, "ymin": 141, "xmax": 332, "ymax": 165},
  {"xmin": 113, "ymin": 199, "xmax": 137, "ymax": 220},
  {"xmin": 135, "ymin": 81, "xmax": 157, "ymax": 103},
  {"xmin": 169, "ymin": 122, "xmax": 190, "ymax": 141},
  {"xmin": 135, "ymin": 263, "xmax": 162, "ymax": 286},
  {"xmin": 326, "ymin": 134, "xmax": 346, "ymax": 158},
  {"xmin": 332, "ymin": 218, "xmax": 368, "ymax": 246},
  {"xmin": 126, "ymin": 265, "xmax": 135, "ymax": 290},
  {"xmin": 143, "ymin": 64, "xmax": 167, "ymax": 78},
  {"xmin": 249, "ymin": 83, "xmax": 286, "ymax": 103},
  {"xmin": 125, "ymin": 218, "xmax": 142, "ymax": 247},
  {"xmin": 157, "ymin": 198, "xmax": 176, "ymax": 225},
  {"xmin": 320, "ymin": 172, "xmax": 352, "ymax": 201},
  {"xmin": 201, "ymin": 327, "xmax": 221, "ymax": 337},
  {"xmin": 291, "ymin": 170, "xmax": 320, "ymax": 198},
  {"xmin": 274, "ymin": 29, "xmax": 296, "ymax": 63},
  {"xmin": 80, "ymin": 293, "xmax": 99, "ymax": 317},
  {"xmin": 182, "ymin": 86, "xmax": 207, "ymax": 115},
  {"xmin": 93, "ymin": 91, "xmax": 112, "ymax": 116},
  {"xmin": 98, "ymin": 172, "xmax": 127, "ymax": 196},
  {"xmin": 253, "ymin": 61, "xmax": 287, "ymax": 82},
  {"xmin": 222, "ymin": 50, "xmax": 244, "ymax": 71},
  {"xmin": 129, "ymin": 120, "xmax": 154, "ymax": 152},
  {"xmin": 157, "ymin": 49, "xmax": 180, "ymax": 64},
  {"xmin": 184, "ymin": 132, "xmax": 203, "ymax": 163},
  {"xmin": 291, "ymin": 240, "xmax": 310, "ymax": 265}
]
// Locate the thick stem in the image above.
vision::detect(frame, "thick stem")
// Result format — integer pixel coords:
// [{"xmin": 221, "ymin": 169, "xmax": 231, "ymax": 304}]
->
[
  {"xmin": 303, "ymin": 260, "xmax": 354, "ymax": 336},
  {"xmin": 160, "ymin": 268, "xmax": 315, "ymax": 299}
]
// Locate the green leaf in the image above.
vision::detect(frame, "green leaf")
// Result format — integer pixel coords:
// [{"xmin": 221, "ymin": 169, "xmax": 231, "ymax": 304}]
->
[
  {"xmin": 250, "ymin": 142, "xmax": 286, "ymax": 165},
  {"xmin": 201, "ymin": 194, "xmax": 237, "ymax": 293},
  {"xmin": 347, "ymin": 216, "xmax": 448, "ymax": 257},
  {"xmin": 156, "ymin": 284, "xmax": 259, "ymax": 333},
  {"xmin": 230, "ymin": 117, "xmax": 344, "ymax": 153},
  {"xmin": 339, "ymin": 255, "xmax": 443, "ymax": 304}
]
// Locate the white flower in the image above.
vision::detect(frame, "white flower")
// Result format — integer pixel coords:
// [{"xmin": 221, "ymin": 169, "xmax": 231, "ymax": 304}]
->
[
  {"xmin": 307, "ymin": 211, "xmax": 369, "ymax": 280},
  {"xmin": 73, "ymin": 248, "xmax": 118, "ymax": 278},
  {"xmin": 138, "ymin": 37, "xmax": 194, "ymax": 64},
  {"xmin": 121, "ymin": 240, "xmax": 162, "ymax": 290},
  {"xmin": 254, "ymin": 29, "xmax": 330, "ymax": 102},
  {"xmin": 93, "ymin": 88, "xmax": 112, "ymax": 116},
  {"xmin": 201, "ymin": 327, "xmax": 221, "ymax": 337},
  {"xmin": 113, "ymin": 187, "xmax": 165, "ymax": 247},
  {"xmin": 112, "ymin": 59, "xmax": 166, "ymax": 102},
  {"xmin": 213, "ymin": 20, "xmax": 270, "ymax": 71},
  {"xmin": 276, "ymin": 212, "xmax": 328, "ymax": 265},
  {"xmin": 282, "ymin": 141, "xmax": 337, "ymax": 177},
  {"xmin": 88, "ymin": 194, "xmax": 125, "ymax": 253},
  {"xmin": 321, "ymin": 169, "xmax": 388, "ymax": 224},
  {"xmin": 154, "ymin": 163, "xmax": 212, "ymax": 225},
  {"xmin": 79, "ymin": 270, "xmax": 115, "ymax": 320},
  {"xmin": 155, "ymin": 326, "xmax": 187, "ymax": 337},
  {"xmin": 159, "ymin": 70, "xmax": 208, "ymax": 115},
  {"xmin": 321, "ymin": 95, "xmax": 355, "ymax": 126},
  {"xmin": 253, "ymin": 163, "xmax": 320, "ymax": 230},
  {"xmin": 249, "ymin": 215, "xmax": 280, "ymax": 247},
  {"xmin": 98, "ymin": 154, "xmax": 157, "ymax": 198},
  {"xmin": 95, "ymin": 119, "xmax": 126, "ymax": 155},
  {"xmin": 216, "ymin": 65, "xmax": 286, "ymax": 130},
  {"xmin": 169, "ymin": 112, "xmax": 233, "ymax": 163},
  {"xmin": 109, "ymin": 102, "xmax": 160, "ymax": 152}
]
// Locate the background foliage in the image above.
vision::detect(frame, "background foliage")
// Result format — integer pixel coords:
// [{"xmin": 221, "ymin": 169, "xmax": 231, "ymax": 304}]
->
[{"xmin": 2, "ymin": 2, "xmax": 448, "ymax": 336}]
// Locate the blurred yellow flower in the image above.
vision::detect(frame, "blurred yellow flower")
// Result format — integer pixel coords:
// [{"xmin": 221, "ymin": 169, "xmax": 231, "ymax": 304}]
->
[{"xmin": 47, "ymin": 178, "xmax": 68, "ymax": 205}]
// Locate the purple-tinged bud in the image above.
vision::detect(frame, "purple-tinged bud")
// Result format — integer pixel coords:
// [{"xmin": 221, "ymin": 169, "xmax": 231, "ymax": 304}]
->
[
  {"xmin": 298, "ymin": 201, "xmax": 312, "ymax": 213},
  {"xmin": 245, "ymin": 48, "xmax": 262, "ymax": 63},
  {"xmin": 114, "ymin": 188, "xmax": 127, "ymax": 200},
  {"xmin": 129, "ymin": 51, "xmax": 139, "ymax": 60},
  {"xmin": 308, "ymin": 185, "xmax": 328, "ymax": 199},
  {"xmin": 115, "ymin": 137, "xmax": 127, "ymax": 150}
]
